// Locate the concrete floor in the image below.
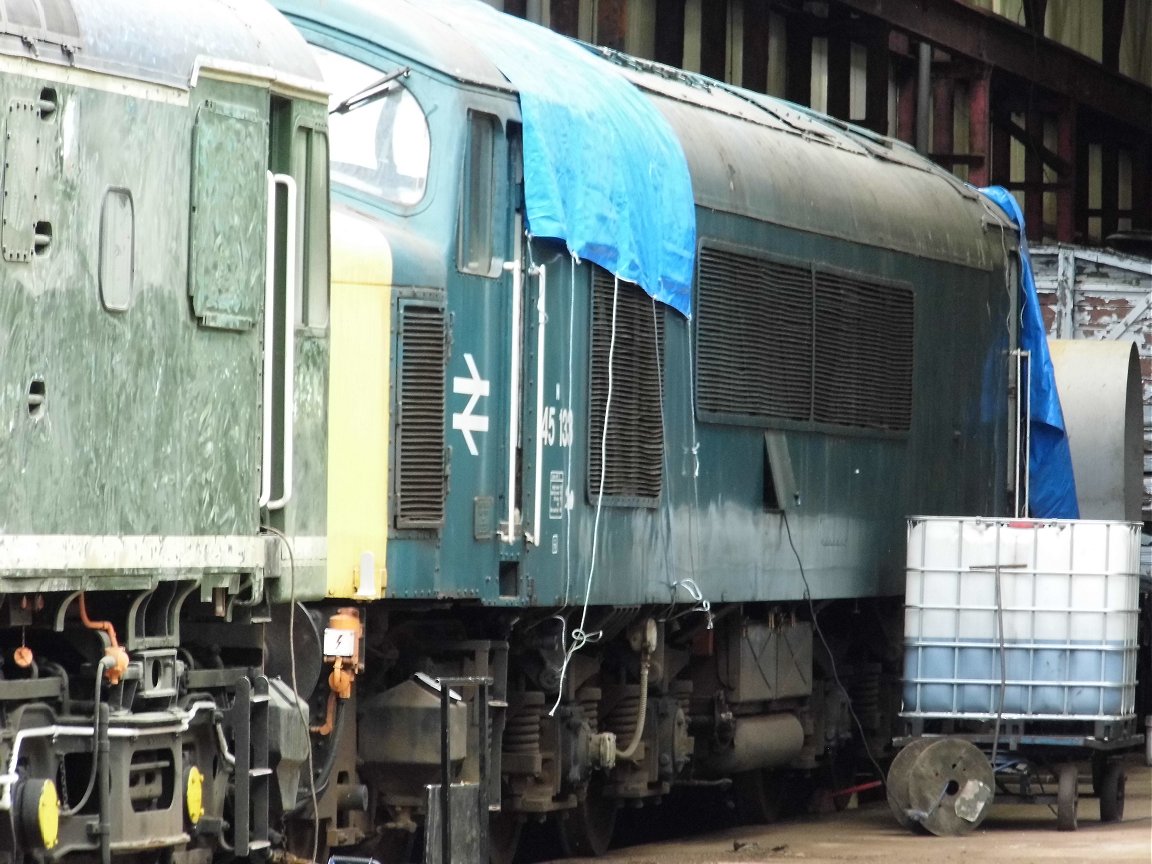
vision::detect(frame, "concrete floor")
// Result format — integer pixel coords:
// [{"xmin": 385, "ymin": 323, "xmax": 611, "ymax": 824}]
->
[{"xmin": 542, "ymin": 754, "xmax": 1152, "ymax": 864}]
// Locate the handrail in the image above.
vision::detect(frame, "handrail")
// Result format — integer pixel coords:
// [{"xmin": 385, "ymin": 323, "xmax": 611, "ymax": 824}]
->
[
  {"xmin": 259, "ymin": 171, "xmax": 276, "ymax": 508},
  {"xmin": 267, "ymin": 173, "xmax": 298, "ymax": 511},
  {"xmin": 501, "ymin": 218, "xmax": 524, "ymax": 540},
  {"xmin": 529, "ymin": 263, "xmax": 547, "ymax": 546}
]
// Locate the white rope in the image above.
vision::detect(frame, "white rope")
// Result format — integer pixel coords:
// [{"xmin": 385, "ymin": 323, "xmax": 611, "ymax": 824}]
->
[
  {"xmin": 654, "ymin": 297, "xmax": 677, "ymax": 594},
  {"xmin": 663, "ymin": 577, "xmax": 714, "ymax": 628},
  {"xmin": 549, "ymin": 273, "xmax": 618, "ymax": 716},
  {"xmin": 686, "ymin": 319, "xmax": 701, "ymax": 581}
]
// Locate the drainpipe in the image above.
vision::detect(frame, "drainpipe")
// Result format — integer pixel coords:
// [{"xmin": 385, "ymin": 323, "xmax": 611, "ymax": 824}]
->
[{"xmin": 916, "ymin": 41, "xmax": 931, "ymax": 155}]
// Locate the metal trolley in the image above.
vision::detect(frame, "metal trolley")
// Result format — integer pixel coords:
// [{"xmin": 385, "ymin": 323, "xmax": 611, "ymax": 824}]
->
[{"xmin": 888, "ymin": 517, "xmax": 1144, "ymax": 834}]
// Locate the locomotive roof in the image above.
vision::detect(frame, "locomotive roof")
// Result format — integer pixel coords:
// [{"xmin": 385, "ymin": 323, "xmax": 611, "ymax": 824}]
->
[
  {"xmin": 282, "ymin": 0, "xmax": 1014, "ymax": 270},
  {"xmin": 0, "ymin": 0, "xmax": 323, "ymax": 95},
  {"xmin": 275, "ymin": 0, "xmax": 511, "ymax": 92},
  {"xmin": 603, "ymin": 51, "xmax": 1012, "ymax": 270}
]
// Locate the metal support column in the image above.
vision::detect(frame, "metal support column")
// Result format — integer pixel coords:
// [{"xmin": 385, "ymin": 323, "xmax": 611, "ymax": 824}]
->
[
  {"xmin": 654, "ymin": 0, "xmax": 686, "ymax": 68},
  {"xmin": 435, "ymin": 675, "xmax": 494, "ymax": 864},
  {"xmin": 932, "ymin": 73, "xmax": 954, "ymax": 160},
  {"xmin": 864, "ymin": 21, "xmax": 890, "ymax": 134},
  {"xmin": 1025, "ymin": 109, "xmax": 1045, "ymax": 241},
  {"xmin": 742, "ymin": 0, "xmax": 770, "ymax": 94},
  {"xmin": 968, "ymin": 71, "xmax": 991, "ymax": 187},
  {"xmin": 915, "ymin": 41, "xmax": 931, "ymax": 154},
  {"xmin": 1056, "ymin": 99, "xmax": 1077, "ymax": 242},
  {"xmin": 785, "ymin": 13, "xmax": 813, "ymax": 107}
]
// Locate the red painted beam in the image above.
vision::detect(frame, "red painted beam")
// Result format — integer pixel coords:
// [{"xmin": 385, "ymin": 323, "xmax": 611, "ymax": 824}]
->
[
  {"xmin": 968, "ymin": 72, "xmax": 991, "ymax": 187},
  {"xmin": 932, "ymin": 76, "xmax": 954, "ymax": 157}
]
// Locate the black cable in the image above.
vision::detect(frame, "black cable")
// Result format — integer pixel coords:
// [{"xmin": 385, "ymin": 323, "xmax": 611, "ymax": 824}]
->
[
  {"xmin": 62, "ymin": 660, "xmax": 106, "ymax": 816},
  {"xmin": 781, "ymin": 510, "xmax": 887, "ymax": 788},
  {"xmin": 262, "ymin": 525, "xmax": 319, "ymax": 861},
  {"xmin": 288, "ymin": 698, "xmax": 347, "ymax": 815}
]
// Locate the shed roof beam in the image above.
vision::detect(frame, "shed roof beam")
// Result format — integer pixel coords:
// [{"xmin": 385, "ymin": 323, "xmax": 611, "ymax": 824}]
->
[{"xmin": 833, "ymin": 0, "xmax": 1152, "ymax": 134}]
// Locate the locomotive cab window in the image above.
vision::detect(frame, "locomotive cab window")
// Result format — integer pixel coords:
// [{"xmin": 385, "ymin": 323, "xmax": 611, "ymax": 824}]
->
[
  {"xmin": 312, "ymin": 45, "xmax": 430, "ymax": 207},
  {"xmin": 458, "ymin": 110, "xmax": 499, "ymax": 276},
  {"xmin": 293, "ymin": 126, "xmax": 330, "ymax": 328},
  {"xmin": 270, "ymin": 94, "xmax": 331, "ymax": 330}
]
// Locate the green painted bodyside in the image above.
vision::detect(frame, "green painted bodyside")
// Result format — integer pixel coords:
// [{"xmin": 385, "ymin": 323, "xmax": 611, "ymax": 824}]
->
[
  {"xmin": 0, "ymin": 65, "xmax": 328, "ymax": 596},
  {"xmin": 0, "ymin": 77, "xmax": 259, "ymax": 537},
  {"xmin": 285, "ymin": 1, "xmax": 1012, "ymax": 608}
]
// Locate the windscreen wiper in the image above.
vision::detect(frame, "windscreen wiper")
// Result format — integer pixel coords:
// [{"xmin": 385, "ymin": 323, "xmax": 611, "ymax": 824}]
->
[{"xmin": 330, "ymin": 66, "xmax": 411, "ymax": 115}]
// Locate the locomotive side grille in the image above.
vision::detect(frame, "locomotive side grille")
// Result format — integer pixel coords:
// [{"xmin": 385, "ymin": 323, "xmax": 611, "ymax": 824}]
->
[
  {"xmin": 587, "ymin": 267, "xmax": 664, "ymax": 505},
  {"xmin": 813, "ymin": 272, "xmax": 914, "ymax": 432},
  {"xmin": 697, "ymin": 248, "xmax": 813, "ymax": 422},
  {"xmin": 396, "ymin": 302, "xmax": 447, "ymax": 528},
  {"xmin": 696, "ymin": 246, "xmax": 914, "ymax": 434}
]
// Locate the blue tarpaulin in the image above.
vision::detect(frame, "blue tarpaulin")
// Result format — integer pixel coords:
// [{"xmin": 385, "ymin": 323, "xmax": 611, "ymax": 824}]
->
[
  {"xmin": 425, "ymin": 0, "xmax": 697, "ymax": 318},
  {"xmin": 979, "ymin": 187, "xmax": 1079, "ymax": 519}
]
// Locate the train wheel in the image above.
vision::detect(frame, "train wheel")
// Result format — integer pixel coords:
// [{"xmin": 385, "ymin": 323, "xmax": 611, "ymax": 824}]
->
[
  {"xmin": 489, "ymin": 811, "xmax": 522, "ymax": 864},
  {"xmin": 1097, "ymin": 761, "xmax": 1125, "ymax": 823},
  {"xmin": 556, "ymin": 781, "xmax": 617, "ymax": 857},
  {"xmin": 906, "ymin": 738, "xmax": 994, "ymax": 837},
  {"xmin": 1056, "ymin": 763, "xmax": 1078, "ymax": 831},
  {"xmin": 886, "ymin": 739, "xmax": 933, "ymax": 831},
  {"xmin": 731, "ymin": 768, "xmax": 783, "ymax": 825}
]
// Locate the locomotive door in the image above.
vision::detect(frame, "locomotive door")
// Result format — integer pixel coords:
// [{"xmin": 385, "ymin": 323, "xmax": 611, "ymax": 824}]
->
[
  {"xmin": 261, "ymin": 95, "xmax": 330, "ymax": 557},
  {"xmin": 497, "ymin": 125, "xmax": 558, "ymax": 603},
  {"xmin": 513, "ymin": 215, "xmax": 573, "ymax": 602}
]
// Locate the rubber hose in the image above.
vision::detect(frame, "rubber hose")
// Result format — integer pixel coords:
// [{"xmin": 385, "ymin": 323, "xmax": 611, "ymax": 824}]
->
[{"xmin": 616, "ymin": 655, "xmax": 650, "ymax": 761}]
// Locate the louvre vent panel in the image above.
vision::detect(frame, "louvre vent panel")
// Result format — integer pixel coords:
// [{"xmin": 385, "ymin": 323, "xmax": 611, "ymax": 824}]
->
[
  {"xmin": 813, "ymin": 273, "xmax": 914, "ymax": 432},
  {"xmin": 697, "ymin": 248, "xmax": 812, "ymax": 421},
  {"xmin": 588, "ymin": 268, "xmax": 664, "ymax": 505},
  {"xmin": 396, "ymin": 303, "xmax": 447, "ymax": 528},
  {"xmin": 696, "ymin": 246, "xmax": 914, "ymax": 433}
]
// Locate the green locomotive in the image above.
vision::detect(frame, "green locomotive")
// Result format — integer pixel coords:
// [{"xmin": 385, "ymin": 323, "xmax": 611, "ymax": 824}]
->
[{"xmin": 0, "ymin": 1, "xmax": 329, "ymax": 861}]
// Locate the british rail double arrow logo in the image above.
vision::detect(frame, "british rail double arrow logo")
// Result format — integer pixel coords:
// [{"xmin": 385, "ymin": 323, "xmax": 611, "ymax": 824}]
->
[{"xmin": 452, "ymin": 353, "xmax": 490, "ymax": 456}]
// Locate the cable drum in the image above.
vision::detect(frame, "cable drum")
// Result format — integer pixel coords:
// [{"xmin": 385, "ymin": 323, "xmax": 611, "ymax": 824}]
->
[{"xmin": 905, "ymin": 738, "xmax": 995, "ymax": 836}]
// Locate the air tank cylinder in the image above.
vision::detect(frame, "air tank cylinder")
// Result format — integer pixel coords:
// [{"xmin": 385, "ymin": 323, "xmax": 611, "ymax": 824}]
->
[{"xmin": 697, "ymin": 713, "xmax": 805, "ymax": 776}]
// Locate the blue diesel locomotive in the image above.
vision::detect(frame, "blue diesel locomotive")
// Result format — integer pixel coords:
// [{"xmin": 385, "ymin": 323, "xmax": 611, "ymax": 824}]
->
[
  {"xmin": 0, "ymin": 0, "xmax": 1052, "ymax": 863},
  {"xmin": 272, "ymin": 1, "xmax": 1027, "ymax": 861}
]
